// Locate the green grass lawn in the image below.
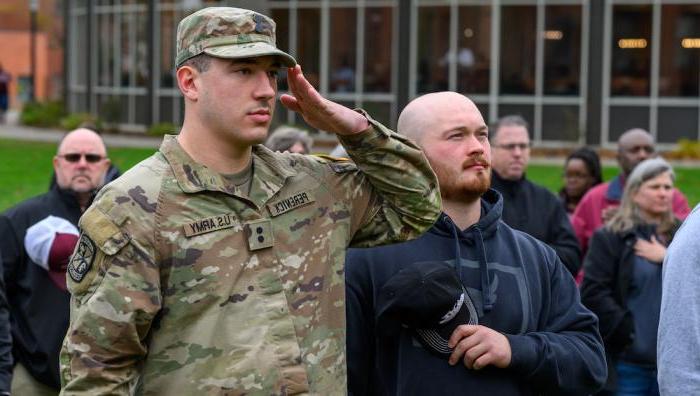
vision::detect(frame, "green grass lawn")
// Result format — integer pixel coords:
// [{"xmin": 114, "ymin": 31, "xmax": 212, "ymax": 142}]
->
[
  {"xmin": 0, "ymin": 139, "xmax": 156, "ymax": 211},
  {"xmin": 1, "ymin": 138, "xmax": 698, "ymax": 212}
]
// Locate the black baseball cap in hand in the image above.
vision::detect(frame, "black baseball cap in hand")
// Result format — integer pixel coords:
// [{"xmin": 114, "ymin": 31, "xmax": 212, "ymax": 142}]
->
[{"xmin": 376, "ymin": 261, "xmax": 478, "ymax": 357}]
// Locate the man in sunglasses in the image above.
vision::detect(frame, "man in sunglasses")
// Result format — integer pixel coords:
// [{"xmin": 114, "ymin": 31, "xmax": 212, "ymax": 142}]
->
[
  {"xmin": 572, "ymin": 128, "xmax": 691, "ymax": 253},
  {"xmin": 489, "ymin": 115, "xmax": 581, "ymax": 277},
  {"xmin": 0, "ymin": 128, "xmax": 111, "ymax": 395}
]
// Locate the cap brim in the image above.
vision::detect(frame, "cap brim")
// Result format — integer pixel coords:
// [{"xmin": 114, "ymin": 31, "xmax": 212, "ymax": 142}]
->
[
  {"xmin": 413, "ymin": 299, "xmax": 478, "ymax": 358},
  {"xmin": 204, "ymin": 42, "xmax": 297, "ymax": 67}
]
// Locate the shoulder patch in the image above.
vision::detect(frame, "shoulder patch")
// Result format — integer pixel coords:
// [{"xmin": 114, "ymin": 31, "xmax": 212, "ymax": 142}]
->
[{"xmin": 67, "ymin": 234, "xmax": 96, "ymax": 283}]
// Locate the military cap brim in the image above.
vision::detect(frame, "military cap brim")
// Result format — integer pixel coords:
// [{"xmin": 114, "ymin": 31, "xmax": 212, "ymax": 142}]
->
[{"xmin": 204, "ymin": 43, "xmax": 296, "ymax": 68}]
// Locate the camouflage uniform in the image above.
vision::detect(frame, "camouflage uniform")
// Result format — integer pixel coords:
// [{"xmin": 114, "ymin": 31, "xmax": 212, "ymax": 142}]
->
[{"xmin": 59, "ymin": 111, "xmax": 440, "ymax": 394}]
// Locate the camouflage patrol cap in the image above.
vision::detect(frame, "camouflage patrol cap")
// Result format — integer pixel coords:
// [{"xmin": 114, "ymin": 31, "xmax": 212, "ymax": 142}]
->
[{"xmin": 176, "ymin": 7, "xmax": 296, "ymax": 68}]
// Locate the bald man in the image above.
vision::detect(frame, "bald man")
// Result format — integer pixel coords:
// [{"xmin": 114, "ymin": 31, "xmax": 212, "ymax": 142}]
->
[
  {"xmin": 345, "ymin": 92, "xmax": 606, "ymax": 396},
  {"xmin": 571, "ymin": 128, "xmax": 690, "ymax": 253},
  {"xmin": 0, "ymin": 129, "xmax": 112, "ymax": 395}
]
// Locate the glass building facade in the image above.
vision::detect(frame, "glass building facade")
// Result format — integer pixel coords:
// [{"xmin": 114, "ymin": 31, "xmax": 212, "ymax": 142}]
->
[{"xmin": 66, "ymin": 0, "xmax": 700, "ymax": 147}]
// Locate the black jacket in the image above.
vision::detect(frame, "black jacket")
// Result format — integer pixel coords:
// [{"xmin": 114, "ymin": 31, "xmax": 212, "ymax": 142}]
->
[
  {"xmin": 490, "ymin": 171, "xmax": 582, "ymax": 276},
  {"xmin": 0, "ymin": 185, "xmax": 86, "ymax": 389},
  {"xmin": 581, "ymin": 222, "xmax": 679, "ymax": 391},
  {"xmin": 345, "ymin": 189, "xmax": 607, "ymax": 396},
  {"xmin": 0, "ymin": 254, "xmax": 11, "ymax": 393}
]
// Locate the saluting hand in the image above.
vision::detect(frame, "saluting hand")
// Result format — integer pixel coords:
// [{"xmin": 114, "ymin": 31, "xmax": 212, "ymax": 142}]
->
[
  {"xmin": 634, "ymin": 235, "xmax": 667, "ymax": 263},
  {"xmin": 280, "ymin": 65, "xmax": 369, "ymax": 136},
  {"xmin": 448, "ymin": 324, "xmax": 512, "ymax": 370}
]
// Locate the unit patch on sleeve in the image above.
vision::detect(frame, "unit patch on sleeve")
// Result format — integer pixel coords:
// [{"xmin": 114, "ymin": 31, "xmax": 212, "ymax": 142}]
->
[
  {"xmin": 184, "ymin": 213, "xmax": 241, "ymax": 237},
  {"xmin": 67, "ymin": 234, "xmax": 96, "ymax": 283},
  {"xmin": 267, "ymin": 191, "xmax": 315, "ymax": 217}
]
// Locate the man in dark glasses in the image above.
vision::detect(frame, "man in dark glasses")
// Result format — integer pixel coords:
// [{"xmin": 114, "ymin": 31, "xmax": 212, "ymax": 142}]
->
[{"xmin": 0, "ymin": 128, "xmax": 111, "ymax": 395}]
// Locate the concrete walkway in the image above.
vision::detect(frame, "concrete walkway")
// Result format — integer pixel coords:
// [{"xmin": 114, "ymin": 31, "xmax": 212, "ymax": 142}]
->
[
  {"xmin": 0, "ymin": 120, "xmax": 162, "ymax": 149},
  {"xmin": 1, "ymin": 111, "xmax": 698, "ymax": 167}
]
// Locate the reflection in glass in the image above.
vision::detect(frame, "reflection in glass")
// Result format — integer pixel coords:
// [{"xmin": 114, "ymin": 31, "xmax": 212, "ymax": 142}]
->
[
  {"xmin": 270, "ymin": 9, "xmax": 289, "ymax": 91},
  {"xmin": 659, "ymin": 5, "xmax": 700, "ymax": 97},
  {"xmin": 500, "ymin": 6, "xmax": 536, "ymax": 95},
  {"xmin": 611, "ymin": 5, "xmax": 651, "ymax": 96},
  {"xmin": 297, "ymin": 8, "xmax": 321, "ymax": 90},
  {"xmin": 329, "ymin": 8, "xmax": 357, "ymax": 93},
  {"xmin": 457, "ymin": 6, "xmax": 490, "ymax": 94},
  {"xmin": 544, "ymin": 6, "xmax": 581, "ymax": 95},
  {"xmin": 364, "ymin": 7, "xmax": 393, "ymax": 93},
  {"xmin": 417, "ymin": 6, "xmax": 449, "ymax": 93}
]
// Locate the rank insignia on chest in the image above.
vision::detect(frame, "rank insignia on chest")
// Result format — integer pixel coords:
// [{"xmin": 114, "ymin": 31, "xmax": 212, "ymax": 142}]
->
[
  {"xmin": 267, "ymin": 191, "xmax": 315, "ymax": 217},
  {"xmin": 67, "ymin": 234, "xmax": 96, "ymax": 283},
  {"xmin": 245, "ymin": 218, "xmax": 274, "ymax": 251}
]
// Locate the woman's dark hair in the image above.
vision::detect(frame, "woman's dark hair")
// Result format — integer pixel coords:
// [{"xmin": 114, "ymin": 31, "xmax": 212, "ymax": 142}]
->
[{"xmin": 566, "ymin": 147, "xmax": 603, "ymax": 186}]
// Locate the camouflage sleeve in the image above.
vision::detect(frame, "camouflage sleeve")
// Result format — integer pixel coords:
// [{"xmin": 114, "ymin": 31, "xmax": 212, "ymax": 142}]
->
[
  {"xmin": 60, "ymin": 200, "xmax": 160, "ymax": 395},
  {"xmin": 336, "ymin": 111, "xmax": 441, "ymax": 247}
]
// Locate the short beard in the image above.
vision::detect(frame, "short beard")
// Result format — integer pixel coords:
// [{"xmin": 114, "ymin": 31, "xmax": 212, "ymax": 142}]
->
[{"xmin": 436, "ymin": 167, "xmax": 491, "ymax": 203}]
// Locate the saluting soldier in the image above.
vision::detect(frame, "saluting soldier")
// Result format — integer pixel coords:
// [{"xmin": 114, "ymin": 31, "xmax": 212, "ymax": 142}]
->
[{"xmin": 59, "ymin": 6, "xmax": 441, "ymax": 395}]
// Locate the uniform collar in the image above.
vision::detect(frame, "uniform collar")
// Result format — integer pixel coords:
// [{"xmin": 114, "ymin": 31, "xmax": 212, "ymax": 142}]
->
[{"xmin": 160, "ymin": 135, "xmax": 296, "ymax": 208}]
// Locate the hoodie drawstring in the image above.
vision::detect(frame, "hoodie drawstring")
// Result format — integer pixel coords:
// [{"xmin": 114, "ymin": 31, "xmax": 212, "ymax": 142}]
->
[{"xmin": 448, "ymin": 216, "xmax": 494, "ymax": 313}]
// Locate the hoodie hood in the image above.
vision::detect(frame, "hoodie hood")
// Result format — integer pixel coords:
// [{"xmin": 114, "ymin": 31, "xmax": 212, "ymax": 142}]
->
[{"xmin": 429, "ymin": 189, "xmax": 503, "ymax": 313}]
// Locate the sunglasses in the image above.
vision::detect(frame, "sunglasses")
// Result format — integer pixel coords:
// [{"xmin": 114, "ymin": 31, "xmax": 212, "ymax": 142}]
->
[{"xmin": 59, "ymin": 153, "xmax": 105, "ymax": 163}]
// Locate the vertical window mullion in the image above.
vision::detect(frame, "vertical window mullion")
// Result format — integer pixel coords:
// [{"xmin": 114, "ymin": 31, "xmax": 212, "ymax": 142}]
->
[
  {"xmin": 489, "ymin": 0, "xmax": 500, "ymax": 123},
  {"xmin": 534, "ymin": 0, "xmax": 545, "ymax": 143},
  {"xmin": 649, "ymin": 0, "xmax": 661, "ymax": 141}
]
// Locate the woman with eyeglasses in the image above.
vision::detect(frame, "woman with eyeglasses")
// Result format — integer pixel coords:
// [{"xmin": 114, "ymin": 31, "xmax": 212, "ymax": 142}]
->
[
  {"xmin": 581, "ymin": 157, "xmax": 681, "ymax": 396},
  {"xmin": 560, "ymin": 147, "xmax": 603, "ymax": 217}
]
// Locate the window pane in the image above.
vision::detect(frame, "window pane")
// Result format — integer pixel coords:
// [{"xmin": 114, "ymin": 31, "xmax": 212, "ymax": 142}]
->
[
  {"xmin": 611, "ymin": 5, "xmax": 651, "ymax": 96},
  {"xmin": 417, "ymin": 6, "xmax": 449, "ymax": 93},
  {"xmin": 159, "ymin": 96, "xmax": 174, "ymax": 124},
  {"xmin": 97, "ymin": 13, "xmax": 114, "ymax": 87},
  {"xmin": 270, "ymin": 9, "xmax": 289, "ymax": 91},
  {"xmin": 364, "ymin": 7, "xmax": 393, "ymax": 93},
  {"xmin": 362, "ymin": 102, "xmax": 392, "ymax": 127},
  {"xmin": 542, "ymin": 105, "xmax": 579, "ymax": 141},
  {"xmin": 498, "ymin": 105, "xmax": 534, "ymax": 132},
  {"xmin": 657, "ymin": 107, "xmax": 698, "ymax": 143},
  {"xmin": 457, "ymin": 6, "xmax": 490, "ymax": 94},
  {"xmin": 159, "ymin": 8, "xmax": 178, "ymax": 88},
  {"xmin": 659, "ymin": 5, "xmax": 700, "ymax": 97},
  {"xmin": 544, "ymin": 6, "xmax": 581, "ymax": 96},
  {"xmin": 500, "ymin": 6, "xmax": 536, "ymax": 95},
  {"xmin": 608, "ymin": 106, "xmax": 649, "ymax": 142},
  {"xmin": 297, "ymin": 8, "xmax": 320, "ymax": 89},
  {"xmin": 475, "ymin": 103, "xmax": 489, "ymax": 123},
  {"xmin": 329, "ymin": 8, "xmax": 357, "ymax": 93}
]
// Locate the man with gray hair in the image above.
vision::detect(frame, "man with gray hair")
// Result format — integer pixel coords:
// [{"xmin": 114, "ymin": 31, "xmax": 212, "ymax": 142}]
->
[
  {"xmin": 265, "ymin": 125, "xmax": 313, "ymax": 154},
  {"xmin": 572, "ymin": 128, "xmax": 690, "ymax": 253},
  {"xmin": 0, "ymin": 128, "xmax": 111, "ymax": 395},
  {"xmin": 489, "ymin": 115, "xmax": 581, "ymax": 276}
]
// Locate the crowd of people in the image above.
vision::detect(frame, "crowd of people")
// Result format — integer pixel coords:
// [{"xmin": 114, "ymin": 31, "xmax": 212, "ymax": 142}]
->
[{"xmin": 0, "ymin": 5, "xmax": 698, "ymax": 396}]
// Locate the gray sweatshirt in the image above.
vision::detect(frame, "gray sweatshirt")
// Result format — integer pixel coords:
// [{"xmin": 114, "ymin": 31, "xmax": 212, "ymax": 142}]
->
[{"xmin": 658, "ymin": 204, "xmax": 700, "ymax": 395}]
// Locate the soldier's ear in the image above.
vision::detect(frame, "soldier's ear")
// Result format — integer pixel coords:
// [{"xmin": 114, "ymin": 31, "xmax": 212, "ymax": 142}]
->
[{"xmin": 176, "ymin": 65, "xmax": 199, "ymax": 101}]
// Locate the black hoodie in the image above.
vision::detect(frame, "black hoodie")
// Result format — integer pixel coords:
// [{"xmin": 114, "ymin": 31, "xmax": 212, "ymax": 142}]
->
[{"xmin": 345, "ymin": 189, "xmax": 606, "ymax": 396}]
